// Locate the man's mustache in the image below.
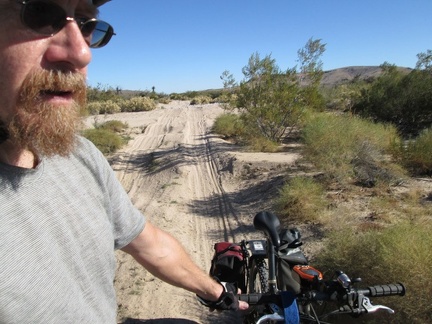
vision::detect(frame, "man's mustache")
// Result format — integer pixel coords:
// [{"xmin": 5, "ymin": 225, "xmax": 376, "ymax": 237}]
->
[{"xmin": 19, "ymin": 70, "xmax": 87, "ymax": 104}]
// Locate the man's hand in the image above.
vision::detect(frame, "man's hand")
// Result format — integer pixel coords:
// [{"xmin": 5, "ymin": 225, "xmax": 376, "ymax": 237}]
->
[{"xmin": 197, "ymin": 282, "xmax": 249, "ymax": 311}]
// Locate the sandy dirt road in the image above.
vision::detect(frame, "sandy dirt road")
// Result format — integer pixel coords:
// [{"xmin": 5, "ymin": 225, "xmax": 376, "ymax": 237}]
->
[{"xmin": 85, "ymin": 101, "xmax": 299, "ymax": 323}]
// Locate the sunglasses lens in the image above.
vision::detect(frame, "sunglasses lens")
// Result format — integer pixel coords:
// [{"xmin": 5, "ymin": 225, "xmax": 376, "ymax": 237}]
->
[
  {"xmin": 21, "ymin": 1, "xmax": 114, "ymax": 48},
  {"xmin": 22, "ymin": 1, "xmax": 65, "ymax": 35},
  {"xmin": 83, "ymin": 20, "xmax": 114, "ymax": 48}
]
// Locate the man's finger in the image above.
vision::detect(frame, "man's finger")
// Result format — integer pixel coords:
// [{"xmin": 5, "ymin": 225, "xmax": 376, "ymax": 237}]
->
[
  {"xmin": 239, "ymin": 300, "xmax": 249, "ymax": 311},
  {"xmin": 236, "ymin": 288, "xmax": 249, "ymax": 310}
]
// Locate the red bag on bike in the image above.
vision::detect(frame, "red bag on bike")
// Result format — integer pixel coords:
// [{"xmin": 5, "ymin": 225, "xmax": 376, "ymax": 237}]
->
[{"xmin": 209, "ymin": 242, "xmax": 246, "ymax": 292}]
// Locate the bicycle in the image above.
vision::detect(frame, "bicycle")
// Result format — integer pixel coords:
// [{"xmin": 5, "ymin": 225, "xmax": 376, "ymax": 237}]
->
[{"xmin": 208, "ymin": 211, "xmax": 406, "ymax": 323}]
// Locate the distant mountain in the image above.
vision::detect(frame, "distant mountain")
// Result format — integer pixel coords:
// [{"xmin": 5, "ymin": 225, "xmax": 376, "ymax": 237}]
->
[
  {"xmin": 119, "ymin": 66, "xmax": 414, "ymax": 96},
  {"xmin": 320, "ymin": 66, "xmax": 413, "ymax": 87}
]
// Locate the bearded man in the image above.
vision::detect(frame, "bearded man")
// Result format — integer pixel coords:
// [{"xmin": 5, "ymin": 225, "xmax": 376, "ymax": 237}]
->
[{"xmin": 0, "ymin": 0, "xmax": 247, "ymax": 322}]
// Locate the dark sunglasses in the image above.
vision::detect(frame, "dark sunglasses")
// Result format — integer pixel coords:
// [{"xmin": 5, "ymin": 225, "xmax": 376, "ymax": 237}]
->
[{"xmin": 18, "ymin": 0, "xmax": 115, "ymax": 48}]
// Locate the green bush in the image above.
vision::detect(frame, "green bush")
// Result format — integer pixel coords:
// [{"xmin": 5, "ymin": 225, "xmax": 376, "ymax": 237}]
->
[
  {"xmin": 121, "ymin": 97, "xmax": 156, "ymax": 112},
  {"xmin": 221, "ymin": 42, "xmax": 325, "ymax": 143},
  {"xmin": 212, "ymin": 113, "xmax": 280, "ymax": 151},
  {"xmin": 82, "ymin": 128, "xmax": 125, "ymax": 154},
  {"xmin": 302, "ymin": 113, "xmax": 405, "ymax": 186},
  {"xmin": 314, "ymin": 221, "xmax": 432, "ymax": 323},
  {"xmin": 212, "ymin": 113, "xmax": 244, "ymax": 139},
  {"xmin": 353, "ymin": 66, "xmax": 432, "ymax": 136},
  {"xmin": 274, "ymin": 176, "xmax": 327, "ymax": 223},
  {"xmin": 169, "ymin": 93, "xmax": 189, "ymax": 101},
  {"xmin": 400, "ymin": 127, "xmax": 432, "ymax": 175},
  {"xmin": 190, "ymin": 96, "xmax": 213, "ymax": 105},
  {"xmin": 96, "ymin": 120, "xmax": 128, "ymax": 133},
  {"xmin": 246, "ymin": 136, "xmax": 280, "ymax": 153},
  {"xmin": 235, "ymin": 53, "xmax": 304, "ymax": 143},
  {"xmin": 158, "ymin": 97, "xmax": 171, "ymax": 104},
  {"xmin": 87, "ymin": 101, "xmax": 102, "ymax": 115},
  {"xmin": 99, "ymin": 100, "xmax": 121, "ymax": 114},
  {"xmin": 87, "ymin": 84, "xmax": 120, "ymax": 102},
  {"xmin": 324, "ymin": 82, "xmax": 368, "ymax": 112}
]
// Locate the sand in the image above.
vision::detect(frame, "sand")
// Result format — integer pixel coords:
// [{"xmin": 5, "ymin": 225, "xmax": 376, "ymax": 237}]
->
[{"xmin": 85, "ymin": 101, "xmax": 299, "ymax": 323}]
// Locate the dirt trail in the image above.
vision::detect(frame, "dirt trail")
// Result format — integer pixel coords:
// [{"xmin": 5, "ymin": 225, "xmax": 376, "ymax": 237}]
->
[{"xmin": 86, "ymin": 101, "xmax": 296, "ymax": 323}]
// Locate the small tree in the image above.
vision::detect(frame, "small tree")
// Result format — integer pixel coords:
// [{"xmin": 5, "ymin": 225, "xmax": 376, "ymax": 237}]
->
[
  {"xmin": 235, "ymin": 52, "xmax": 303, "ymax": 142},
  {"xmin": 415, "ymin": 49, "xmax": 432, "ymax": 71},
  {"xmin": 219, "ymin": 38, "xmax": 327, "ymax": 145},
  {"xmin": 353, "ymin": 61, "xmax": 432, "ymax": 136},
  {"xmin": 296, "ymin": 38, "xmax": 326, "ymax": 110},
  {"xmin": 87, "ymin": 83, "xmax": 119, "ymax": 102},
  {"xmin": 219, "ymin": 70, "xmax": 238, "ymax": 108}
]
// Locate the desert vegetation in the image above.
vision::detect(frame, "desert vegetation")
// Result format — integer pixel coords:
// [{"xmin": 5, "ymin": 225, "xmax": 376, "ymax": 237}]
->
[
  {"xmin": 82, "ymin": 120, "xmax": 129, "ymax": 154},
  {"xmin": 82, "ymin": 85, "xmax": 160, "ymax": 152},
  {"xmin": 82, "ymin": 40, "xmax": 432, "ymax": 322},
  {"xmin": 214, "ymin": 41, "xmax": 432, "ymax": 322}
]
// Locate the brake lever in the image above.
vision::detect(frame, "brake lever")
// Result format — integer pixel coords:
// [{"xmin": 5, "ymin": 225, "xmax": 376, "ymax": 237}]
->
[
  {"xmin": 256, "ymin": 303, "xmax": 285, "ymax": 323},
  {"xmin": 256, "ymin": 313, "xmax": 285, "ymax": 324},
  {"xmin": 361, "ymin": 296, "xmax": 395, "ymax": 314}
]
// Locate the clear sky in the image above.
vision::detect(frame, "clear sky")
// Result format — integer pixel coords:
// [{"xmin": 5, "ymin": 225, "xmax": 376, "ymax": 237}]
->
[{"xmin": 88, "ymin": 0, "xmax": 432, "ymax": 94}]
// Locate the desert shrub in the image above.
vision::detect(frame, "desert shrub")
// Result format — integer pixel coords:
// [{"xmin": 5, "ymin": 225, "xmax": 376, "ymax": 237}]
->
[
  {"xmin": 98, "ymin": 100, "xmax": 121, "ymax": 114},
  {"xmin": 302, "ymin": 113, "xmax": 405, "ymax": 186},
  {"xmin": 221, "ymin": 41, "xmax": 326, "ymax": 143},
  {"xmin": 87, "ymin": 84, "xmax": 120, "ymax": 102},
  {"xmin": 235, "ymin": 54, "xmax": 304, "ymax": 143},
  {"xmin": 121, "ymin": 97, "xmax": 156, "ymax": 112},
  {"xmin": 82, "ymin": 128, "xmax": 125, "ymax": 154},
  {"xmin": 314, "ymin": 220, "xmax": 432, "ymax": 323},
  {"xmin": 247, "ymin": 136, "xmax": 280, "ymax": 153},
  {"xmin": 83, "ymin": 120, "xmax": 129, "ymax": 154},
  {"xmin": 97, "ymin": 120, "xmax": 128, "ymax": 133},
  {"xmin": 158, "ymin": 97, "xmax": 171, "ymax": 104},
  {"xmin": 368, "ymin": 187, "xmax": 432, "ymax": 225},
  {"xmin": 353, "ymin": 66, "xmax": 432, "ymax": 136},
  {"xmin": 213, "ymin": 113, "xmax": 281, "ymax": 152},
  {"xmin": 190, "ymin": 96, "xmax": 213, "ymax": 105},
  {"xmin": 212, "ymin": 113, "xmax": 244, "ymax": 139},
  {"xmin": 275, "ymin": 176, "xmax": 327, "ymax": 223},
  {"xmin": 399, "ymin": 127, "xmax": 432, "ymax": 175},
  {"xmin": 324, "ymin": 82, "xmax": 368, "ymax": 112},
  {"xmin": 87, "ymin": 101, "xmax": 102, "ymax": 115},
  {"xmin": 169, "ymin": 93, "xmax": 189, "ymax": 101}
]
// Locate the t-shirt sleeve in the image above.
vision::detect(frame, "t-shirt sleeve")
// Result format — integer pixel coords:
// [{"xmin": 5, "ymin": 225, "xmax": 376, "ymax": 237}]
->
[
  {"xmin": 78, "ymin": 137, "xmax": 146, "ymax": 249},
  {"xmin": 105, "ymin": 164, "xmax": 146, "ymax": 249}
]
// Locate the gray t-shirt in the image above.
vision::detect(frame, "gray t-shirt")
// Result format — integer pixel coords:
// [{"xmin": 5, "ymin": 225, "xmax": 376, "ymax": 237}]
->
[{"xmin": 0, "ymin": 137, "xmax": 146, "ymax": 323}]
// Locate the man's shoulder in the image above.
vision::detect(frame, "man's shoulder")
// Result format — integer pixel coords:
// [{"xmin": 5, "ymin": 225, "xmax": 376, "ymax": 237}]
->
[
  {"xmin": 73, "ymin": 136, "xmax": 105, "ymax": 161},
  {"xmin": 48, "ymin": 135, "xmax": 110, "ymax": 174},
  {"xmin": 75, "ymin": 135, "xmax": 99, "ymax": 153}
]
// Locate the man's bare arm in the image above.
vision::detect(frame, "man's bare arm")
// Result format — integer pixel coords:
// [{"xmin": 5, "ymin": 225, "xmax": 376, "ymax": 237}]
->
[{"xmin": 122, "ymin": 222, "xmax": 223, "ymax": 302}]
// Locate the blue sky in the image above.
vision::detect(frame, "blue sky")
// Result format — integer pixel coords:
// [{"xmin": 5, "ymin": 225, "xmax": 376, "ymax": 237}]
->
[{"xmin": 88, "ymin": 0, "xmax": 432, "ymax": 94}]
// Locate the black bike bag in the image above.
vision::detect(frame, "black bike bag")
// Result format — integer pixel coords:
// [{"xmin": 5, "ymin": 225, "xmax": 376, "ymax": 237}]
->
[{"xmin": 209, "ymin": 242, "xmax": 246, "ymax": 292}]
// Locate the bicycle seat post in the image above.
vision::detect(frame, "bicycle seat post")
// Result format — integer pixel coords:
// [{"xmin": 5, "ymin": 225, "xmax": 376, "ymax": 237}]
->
[
  {"xmin": 253, "ymin": 211, "xmax": 281, "ymax": 294},
  {"xmin": 266, "ymin": 237, "xmax": 278, "ymax": 294}
]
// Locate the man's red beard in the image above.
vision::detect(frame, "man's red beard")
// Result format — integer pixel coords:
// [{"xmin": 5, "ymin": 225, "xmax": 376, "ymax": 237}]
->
[{"xmin": 6, "ymin": 70, "xmax": 87, "ymax": 157}]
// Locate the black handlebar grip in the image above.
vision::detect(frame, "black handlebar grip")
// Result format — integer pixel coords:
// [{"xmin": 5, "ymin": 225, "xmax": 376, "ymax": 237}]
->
[
  {"xmin": 366, "ymin": 283, "xmax": 406, "ymax": 297},
  {"xmin": 238, "ymin": 293, "xmax": 281, "ymax": 305},
  {"xmin": 239, "ymin": 293, "xmax": 262, "ymax": 305}
]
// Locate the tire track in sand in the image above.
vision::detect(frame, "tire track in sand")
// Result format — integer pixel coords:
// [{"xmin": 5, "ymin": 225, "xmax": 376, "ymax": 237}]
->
[{"xmin": 111, "ymin": 102, "xmax": 242, "ymax": 323}]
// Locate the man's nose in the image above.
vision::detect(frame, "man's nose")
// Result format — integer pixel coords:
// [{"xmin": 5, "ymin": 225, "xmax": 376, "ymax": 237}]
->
[{"xmin": 43, "ymin": 20, "xmax": 92, "ymax": 71}]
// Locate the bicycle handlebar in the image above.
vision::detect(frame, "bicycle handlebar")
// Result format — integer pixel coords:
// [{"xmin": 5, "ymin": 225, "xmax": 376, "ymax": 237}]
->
[
  {"xmin": 238, "ymin": 293, "xmax": 281, "ymax": 305},
  {"xmin": 238, "ymin": 283, "xmax": 405, "ymax": 305},
  {"xmin": 358, "ymin": 283, "xmax": 406, "ymax": 297}
]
